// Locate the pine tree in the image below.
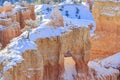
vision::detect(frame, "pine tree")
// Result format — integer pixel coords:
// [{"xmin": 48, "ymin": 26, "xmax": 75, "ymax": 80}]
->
[{"xmin": 65, "ymin": 11, "xmax": 69, "ymax": 17}]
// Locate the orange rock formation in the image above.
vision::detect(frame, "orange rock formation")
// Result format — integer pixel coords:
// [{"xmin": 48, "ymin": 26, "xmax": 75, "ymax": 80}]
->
[{"xmin": 91, "ymin": 1, "xmax": 120, "ymax": 60}]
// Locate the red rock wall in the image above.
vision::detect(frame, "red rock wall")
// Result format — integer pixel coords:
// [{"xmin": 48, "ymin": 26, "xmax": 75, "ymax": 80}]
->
[
  {"xmin": 0, "ymin": 22, "xmax": 21, "ymax": 47},
  {"xmin": 20, "ymin": 10, "xmax": 31, "ymax": 28}
]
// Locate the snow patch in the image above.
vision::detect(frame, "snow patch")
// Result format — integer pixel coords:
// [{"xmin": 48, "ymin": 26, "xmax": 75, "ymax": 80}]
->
[
  {"xmin": 88, "ymin": 61, "xmax": 119, "ymax": 76},
  {"xmin": 0, "ymin": 25, "xmax": 5, "ymax": 30},
  {"xmin": 0, "ymin": 31, "xmax": 37, "ymax": 71},
  {"xmin": 101, "ymin": 52, "xmax": 120, "ymax": 69}
]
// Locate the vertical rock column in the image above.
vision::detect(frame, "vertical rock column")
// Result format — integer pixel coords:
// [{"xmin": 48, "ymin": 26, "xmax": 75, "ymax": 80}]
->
[
  {"xmin": 19, "ymin": 8, "xmax": 31, "ymax": 28},
  {"xmin": 36, "ymin": 37, "xmax": 63, "ymax": 80},
  {"xmin": 71, "ymin": 27, "xmax": 91, "ymax": 80},
  {"xmin": 28, "ymin": 4, "xmax": 36, "ymax": 20}
]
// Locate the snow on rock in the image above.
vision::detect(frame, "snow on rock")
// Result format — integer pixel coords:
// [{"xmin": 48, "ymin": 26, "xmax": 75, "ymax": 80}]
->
[
  {"xmin": 88, "ymin": 61, "xmax": 119, "ymax": 76},
  {"xmin": 64, "ymin": 16, "xmax": 96, "ymax": 35},
  {"xmin": 3, "ymin": 1, "xmax": 11, "ymax": 6},
  {"xmin": 0, "ymin": 25, "xmax": 5, "ymax": 30},
  {"xmin": 0, "ymin": 31, "xmax": 37, "ymax": 71},
  {"xmin": 29, "ymin": 26, "xmax": 70, "ymax": 41},
  {"xmin": 88, "ymin": 53, "xmax": 120, "ymax": 79},
  {"xmin": 29, "ymin": 16, "xmax": 95, "ymax": 42},
  {"xmin": 101, "ymin": 52, "xmax": 120, "ymax": 69},
  {"xmin": 35, "ymin": 4, "xmax": 96, "ymax": 35},
  {"xmin": 64, "ymin": 56, "xmax": 120, "ymax": 80}
]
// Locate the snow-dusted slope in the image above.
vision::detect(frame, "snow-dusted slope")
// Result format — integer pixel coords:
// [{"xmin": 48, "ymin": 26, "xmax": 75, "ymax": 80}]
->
[
  {"xmin": 88, "ymin": 53, "xmax": 120, "ymax": 79},
  {"xmin": 35, "ymin": 4, "xmax": 94, "ymax": 20},
  {"xmin": 101, "ymin": 52, "xmax": 120, "ymax": 69},
  {"xmin": 0, "ymin": 32, "xmax": 37, "ymax": 71}
]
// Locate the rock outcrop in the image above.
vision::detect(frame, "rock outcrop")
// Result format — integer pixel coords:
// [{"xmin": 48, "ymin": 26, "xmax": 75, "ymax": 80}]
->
[
  {"xmin": 0, "ymin": 22, "xmax": 21, "ymax": 48},
  {"xmin": 64, "ymin": 54, "xmax": 120, "ymax": 80},
  {"xmin": 19, "ymin": 7, "xmax": 31, "ymax": 28},
  {"xmin": 28, "ymin": 4, "xmax": 36, "ymax": 20},
  {"xmin": 91, "ymin": 1, "xmax": 120, "ymax": 59},
  {"xmin": 93, "ymin": 1, "xmax": 120, "ymax": 34},
  {"xmin": 1, "ymin": 25, "xmax": 91, "ymax": 80}
]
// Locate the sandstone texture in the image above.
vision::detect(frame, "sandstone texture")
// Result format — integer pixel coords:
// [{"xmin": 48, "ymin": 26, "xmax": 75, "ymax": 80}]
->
[
  {"xmin": 91, "ymin": 1, "xmax": 120, "ymax": 59},
  {"xmin": 0, "ymin": 22, "xmax": 21, "ymax": 48},
  {"xmin": 93, "ymin": 1, "xmax": 120, "ymax": 34}
]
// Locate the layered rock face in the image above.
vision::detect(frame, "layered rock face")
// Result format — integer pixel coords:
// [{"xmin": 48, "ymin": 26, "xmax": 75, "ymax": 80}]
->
[
  {"xmin": 91, "ymin": 1, "xmax": 120, "ymax": 59},
  {"xmin": 93, "ymin": 1, "xmax": 120, "ymax": 34},
  {"xmin": 19, "ymin": 8, "xmax": 31, "ymax": 28}
]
